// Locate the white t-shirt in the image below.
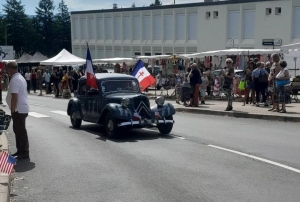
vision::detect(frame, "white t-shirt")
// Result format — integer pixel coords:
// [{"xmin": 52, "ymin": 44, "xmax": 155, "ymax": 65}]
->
[
  {"xmin": 25, "ymin": 73, "xmax": 31, "ymax": 81},
  {"xmin": 43, "ymin": 72, "xmax": 51, "ymax": 82},
  {"xmin": 6, "ymin": 73, "xmax": 29, "ymax": 113}
]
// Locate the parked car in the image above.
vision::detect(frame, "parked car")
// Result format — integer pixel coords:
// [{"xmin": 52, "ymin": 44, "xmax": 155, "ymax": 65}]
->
[{"xmin": 67, "ymin": 73, "xmax": 176, "ymax": 138}]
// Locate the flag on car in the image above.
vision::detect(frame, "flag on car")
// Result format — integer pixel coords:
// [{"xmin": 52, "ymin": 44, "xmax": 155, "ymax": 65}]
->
[
  {"xmin": 133, "ymin": 111, "xmax": 141, "ymax": 121},
  {"xmin": 131, "ymin": 60, "xmax": 155, "ymax": 91},
  {"xmin": 0, "ymin": 151, "xmax": 16, "ymax": 175},
  {"xmin": 85, "ymin": 46, "xmax": 98, "ymax": 89}
]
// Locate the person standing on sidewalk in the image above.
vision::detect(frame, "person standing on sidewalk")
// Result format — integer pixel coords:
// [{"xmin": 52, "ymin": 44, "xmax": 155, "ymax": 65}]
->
[
  {"xmin": 222, "ymin": 58, "xmax": 235, "ymax": 111},
  {"xmin": 25, "ymin": 69, "xmax": 31, "ymax": 93},
  {"xmin": 42, "ymin": 69, "xmax": 51, "ymax": 94},
  {"xmin": 5, "ymin": 62, "xmax": 30, "ymax": 159},
  {"xmin": 52, "ymin": 68, "xmax": 60, "ymax": 97},
  {"xmin": 31, "ymin": 69, "xmax": 37, "ymax": 93}
]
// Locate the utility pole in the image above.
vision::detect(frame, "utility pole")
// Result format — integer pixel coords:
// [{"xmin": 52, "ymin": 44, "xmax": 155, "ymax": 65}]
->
[{"xmin": 174, "ymin": 0, "xmax": 175, "ymax": 4}]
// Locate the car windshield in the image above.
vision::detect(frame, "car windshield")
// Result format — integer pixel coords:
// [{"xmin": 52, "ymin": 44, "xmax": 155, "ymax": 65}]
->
[{"xmin": 101, "ymin": 80, "xmax": 140, "ymax": 93}]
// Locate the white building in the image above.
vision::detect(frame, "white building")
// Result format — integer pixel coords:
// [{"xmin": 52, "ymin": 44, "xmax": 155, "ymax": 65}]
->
[{"xmin": 70, "ymin": 0, "xmax": 300, "ymax": 59}]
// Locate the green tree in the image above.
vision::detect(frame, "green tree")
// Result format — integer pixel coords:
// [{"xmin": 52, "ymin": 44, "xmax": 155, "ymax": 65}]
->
[
  {"xmin": 0, "ymin": 15, "xmax": 5, "ymax": 45},
  {"xmin": 2, "ymin": 0, "xmax": 29, "ymax": 57},
  {"xmin": 150, "ymin": 0, "xmax": 162, "ymax": 6},
  {"xmin": 131, "ymin": 2, "xmax": 136, "ymax": 8},
  {"xmin": 54, "ymin": 0, "xmax": 71, "ymax": 53},
  {"xmin": 35, "ymin": 0, "xmax": 55, "ymax": 57}
]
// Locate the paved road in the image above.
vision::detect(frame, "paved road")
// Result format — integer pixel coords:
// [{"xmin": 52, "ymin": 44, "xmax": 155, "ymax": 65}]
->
[{"xmin": 2, "ymin": 92, "xmax": 300, "ymax": 202}]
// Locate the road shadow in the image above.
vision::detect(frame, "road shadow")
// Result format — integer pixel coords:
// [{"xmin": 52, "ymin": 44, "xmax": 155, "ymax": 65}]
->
[
  {"xmin": 14, "ymin": 159, "xmax": 35, "ymax": 173},
  {"xmin": 78, "ymin": 124, "xmax": 175, "ymax": 143}
]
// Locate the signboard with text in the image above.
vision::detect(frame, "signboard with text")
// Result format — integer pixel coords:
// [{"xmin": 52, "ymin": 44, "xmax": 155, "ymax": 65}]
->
[
  {"xmin": 0, "ymin": 46, "xmax": 14, "ymax": 60},
  {"xmin": 262, "ymin": 39, "xmax": 282, "ymax": 46}
]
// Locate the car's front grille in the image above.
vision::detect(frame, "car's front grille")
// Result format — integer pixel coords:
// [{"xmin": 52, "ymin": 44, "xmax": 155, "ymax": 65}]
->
[{"xmin": 133, "ymin": 96, "xmax": 151, "ymax": 119}]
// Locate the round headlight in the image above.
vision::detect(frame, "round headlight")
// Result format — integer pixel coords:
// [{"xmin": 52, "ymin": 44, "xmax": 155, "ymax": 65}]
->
[
  {"xmin": 121, "ymin": 98, "xmax": 130, "ymax": 108},
  {"xmin": 155, "ymin": 96, "xmax": 165, "ymax": 106}
]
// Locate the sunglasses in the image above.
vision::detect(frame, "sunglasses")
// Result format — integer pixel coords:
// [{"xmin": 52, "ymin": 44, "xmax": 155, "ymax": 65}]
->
[{"xmin": 226, "ymin": 62, "xmax": 232, "ymax": 64}]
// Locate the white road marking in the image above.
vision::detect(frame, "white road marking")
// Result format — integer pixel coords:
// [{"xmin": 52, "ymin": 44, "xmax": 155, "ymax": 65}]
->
[
  {"xmin": 28, "ymin": 112, "xmax": 50, "ymax": 118},
  {"xmin": 29, "ymin": 103, "xmax": 46, "ymax": 107},
  {"xmin": 208, "ymin": 144, "xmax": 300, "ymax": 174},
  {"xmin": 50, "ymin": 110, "xmax": 68, "ymax": 116}
]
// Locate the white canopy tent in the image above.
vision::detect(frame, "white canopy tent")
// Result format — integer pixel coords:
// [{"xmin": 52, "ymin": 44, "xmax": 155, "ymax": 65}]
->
[
  {"xmin": 280, "ymin": 42, "xmax": 300, "ymax": 77},
  {"xmin": 186, "ymin": 49, "xmax": 281, "ymax": 58},
  {"xmin": 93, "ymin": 57, "xmax": 135, "ymax": 63},
  {"xmin": 40, "ymin": 49, "xmax": 85, "ymax": 65},
  {"xmin": 280, "ymin": 42, "xmax": 300, "ymax": 53},
  {"xmin": 135, "ymin": 55, "xmax": 171, "ymax": 59}
]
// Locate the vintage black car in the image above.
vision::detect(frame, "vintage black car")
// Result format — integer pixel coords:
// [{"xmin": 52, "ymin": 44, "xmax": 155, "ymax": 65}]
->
[{"xmin": 67, "ymin": 73, "xmax": 176, "ymax": 138}]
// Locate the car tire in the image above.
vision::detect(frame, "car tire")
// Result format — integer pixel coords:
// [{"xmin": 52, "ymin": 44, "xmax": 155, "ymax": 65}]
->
[
  {"xmin": 70, "ymin": 106, "xmax": 82, "ymax": 129},
  {"xmin": 104, "ymin": 113, "xmax": 119, "ymax": 138},
  {"xmin": 157, "ymin": 116, "xmax": 173, "ymax": 135}
]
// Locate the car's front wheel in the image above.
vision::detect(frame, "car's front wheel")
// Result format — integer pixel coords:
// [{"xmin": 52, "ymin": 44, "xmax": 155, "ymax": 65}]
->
[
  {"xmin": 157, "ymin": 116, "xmax": 173, "ymax": 135},
  {"xmin": 104, "ymin": 112, "xmax": 119, "ymax": 138},
  {"xmin": 70, "ymin": 106, "xmax": 82, "ymax": 129}
]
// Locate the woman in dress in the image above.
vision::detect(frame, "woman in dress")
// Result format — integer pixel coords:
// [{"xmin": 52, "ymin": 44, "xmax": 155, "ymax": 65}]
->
[
  {"xmin": 37, "ymin": 70, "xmax": 43, "ymax": 96},
  {"xmin": 268, "ymin": 53, "xmax": 281, "ymax": 112},
  {"xmin": 243, "ymin": 61, "xmax": 255, "ymax": 106},
  {"xmin": 274, "ymin": 60, "xmax": 290, "ymax": 113}
]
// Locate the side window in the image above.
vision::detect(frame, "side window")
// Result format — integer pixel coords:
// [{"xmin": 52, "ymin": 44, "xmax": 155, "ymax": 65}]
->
[{"xmin": 78, "ymin": 80, "xmax": 88, "ymax": 96}]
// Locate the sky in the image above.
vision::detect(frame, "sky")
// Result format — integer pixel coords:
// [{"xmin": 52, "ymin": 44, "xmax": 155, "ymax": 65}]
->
[{"xmin": 1, "ymin": 0, "xmax": 205, "ymax": 15}]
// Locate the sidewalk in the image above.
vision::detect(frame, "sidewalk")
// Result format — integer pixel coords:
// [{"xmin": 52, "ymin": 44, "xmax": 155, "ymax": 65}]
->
[{"xmin": 161, "ymin": 99, "xmax": 300, "ymax": 122}]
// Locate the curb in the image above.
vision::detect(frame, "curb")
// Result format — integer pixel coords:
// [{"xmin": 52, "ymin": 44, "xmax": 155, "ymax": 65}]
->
[
  {"xmin": 175, "ymin": 107, "xmax": 300, "ymax": 122},
  {"xmin": 0, "ymin": 131, "xmax": 11, "ymax": 202}
]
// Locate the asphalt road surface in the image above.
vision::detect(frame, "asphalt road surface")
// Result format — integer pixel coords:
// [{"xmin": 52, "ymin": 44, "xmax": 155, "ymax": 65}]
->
[{"xmin": 2, "ymin": 92, "xmax": 300, "ymax": 202}]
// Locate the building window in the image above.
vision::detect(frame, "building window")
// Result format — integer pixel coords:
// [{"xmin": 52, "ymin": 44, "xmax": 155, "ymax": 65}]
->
[
  {"xmin": 228, "ymin": 11, "xmax": 240, "ymax": 39},
  {"xmin": 176, "ymin": 14, "xmax": 185, "ymax": 40},
  {"xmin": 145, "ymin": 52, "xmax": 151, "ymax": 56},
  {"xmin": 123, "ymin": 17, "xmax": 131, "ymax": 40},
  {"xmin": 293, "ymin": 7, "xmax": 300, "ymax": 38},
  {"xmin": 133, "ymin": 16, "xmax": 140, "ymax": 40},
  {"xmin": 213, "ymin": 11, "xmax": 218, "ymax": 18},
  {"xmin": 243, "ymin": 10, "xmax": 255, "ymax": 39},
  {"xmin": 105, "ymin": 17, "xmax": 112, "ymax": 40},
  {"xmin": 143, "ymin": 16, "xmax": 151, "ymax": 40},
  {"xmin": 275, "ymin": 7, "xmax": 281, "ymax": 15},
  {"xmin": 206, "ymin": 12, "xmax": 211, "ymax": 19},
  {"xmin": 164, "ymin": 15, "xmax": 173, "ymax": 40},
  {"xmin": 154, "ymin": 15, "xmax": 162, "ymax": 40},
  {"xmin": 134, "ymin": 52, "xmax": 141, "ymax": 56},
  {"xmin": 188, "ymin": 13, "xmax": 197, "ymax": 40},
  {"xmin": 266, "ymin": 8, "xmax": 272, "ymax": 15}
]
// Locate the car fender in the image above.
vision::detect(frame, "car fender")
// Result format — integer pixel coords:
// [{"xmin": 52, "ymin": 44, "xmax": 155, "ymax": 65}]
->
[
  {"xmin": 98, "ymin": 103, "xmax": 132, "ymax": 123},
  {"xmin": 151, "ymin": 103, "xmax": 176, "ymax": 118},
  {"xmin": 67, "ymin": 98, "xmax": 83, "ymax": 118}
]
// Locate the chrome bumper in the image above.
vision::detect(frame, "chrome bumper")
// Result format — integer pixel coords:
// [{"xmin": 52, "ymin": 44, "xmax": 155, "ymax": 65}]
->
[{"xmin": 118, "ymin": 119, "xmax": 174, "ymax": 127}]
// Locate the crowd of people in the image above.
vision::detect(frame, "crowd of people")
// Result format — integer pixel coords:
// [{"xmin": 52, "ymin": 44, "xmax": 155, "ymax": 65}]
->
[
  {"xmin": 6, "ymin": 67, "xmax": 84, "ymax": 98},
  {"xmin": 175, "ymin": 53, "xmax": 291, "ymax": 112}
]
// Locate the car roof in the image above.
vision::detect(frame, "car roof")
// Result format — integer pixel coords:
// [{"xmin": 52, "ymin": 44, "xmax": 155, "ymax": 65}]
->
[{"xmin": 80, "ymin": 73, "xmax": 136, "ymax": 80}]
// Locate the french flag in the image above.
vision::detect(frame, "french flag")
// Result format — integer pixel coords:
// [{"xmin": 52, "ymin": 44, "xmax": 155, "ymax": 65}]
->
[
  {"xmin": 85, "ymin": 47, "xmax": 98, "ymax": 89},
  {"xmin": 131, "ymin": 60, "xmax": 155, "ymax": 91}
]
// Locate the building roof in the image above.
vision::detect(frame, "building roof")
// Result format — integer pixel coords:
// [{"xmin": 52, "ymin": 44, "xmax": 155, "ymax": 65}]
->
[{"xmin": 71, "ymin": 0, "xmax": 278, "ymax": 15}]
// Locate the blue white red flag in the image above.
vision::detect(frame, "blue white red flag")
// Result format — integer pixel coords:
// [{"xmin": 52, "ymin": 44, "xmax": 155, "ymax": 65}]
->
[
  {"xmin": 0, "ymin": 151, "xmax": 16, "ymax": 175},
  {"xmin": 131, "ymin": 60, "xmax": 155, "ymax": 91},
  {"xmin": 85, "ymin": 47, "xmax": 98, "ymax": 89}
]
